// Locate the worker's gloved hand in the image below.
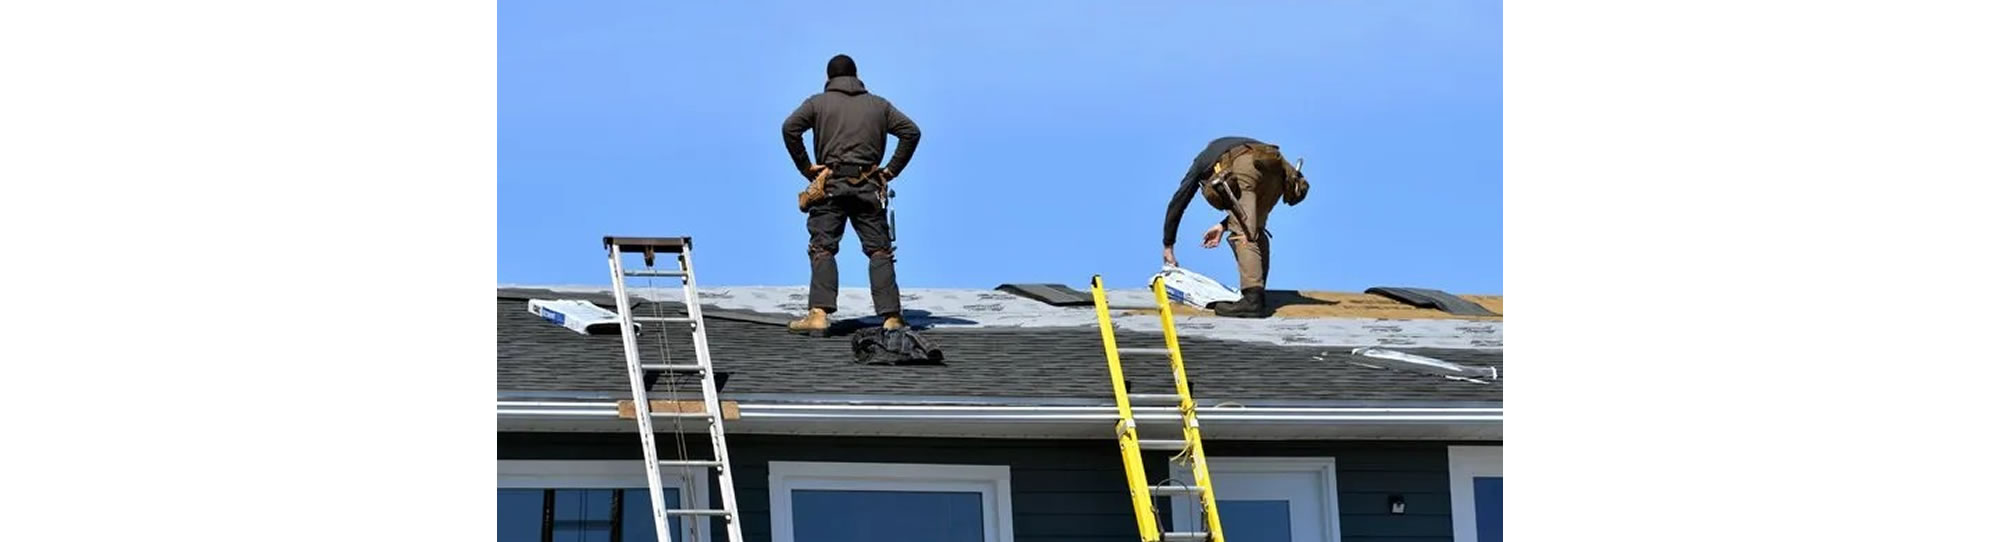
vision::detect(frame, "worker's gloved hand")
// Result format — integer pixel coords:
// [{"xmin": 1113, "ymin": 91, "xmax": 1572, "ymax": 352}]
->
[
  {"xmin": 1163, "ymin": 246, "xmax": 1179, "ymax": 267},
  {"xmin": 1201, "ymin": 224, "xmax": 1225, "ymax": 248},
  {"xmin": 805, "ymin": 164, "xmax": 828, "ymax": 181}
]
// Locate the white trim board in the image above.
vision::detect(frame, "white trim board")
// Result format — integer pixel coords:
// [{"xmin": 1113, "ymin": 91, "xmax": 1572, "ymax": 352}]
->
[
  {"xmin": 497, "ymin": 400, "xmax": 1504, "ymax": 440},
  {"xmin": 1447, "ymin": 446, "xmax": 1503, "ymax": 542},
  {"xmin": 496, "ymin": 460, "xmax": 712, "ymax": 542},
  {"xmin": 1170, "ymin": 457, "xmax": 1343, "ymax": 542},
  {"xmin": 767, "ymin": 461, "xmax": 1014, "ymax": 542}
]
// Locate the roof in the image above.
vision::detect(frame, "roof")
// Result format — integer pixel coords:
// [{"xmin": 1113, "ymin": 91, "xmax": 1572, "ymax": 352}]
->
[{"xmin": 497, "ymin": 285, "xmax": 1502, "ymax": 406}]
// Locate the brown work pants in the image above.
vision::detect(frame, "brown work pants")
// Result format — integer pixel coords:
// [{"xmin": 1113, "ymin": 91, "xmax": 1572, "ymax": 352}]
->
[{"xmin": 1201, "ymin": 144, "xmax": 1291, "ymax": 290}]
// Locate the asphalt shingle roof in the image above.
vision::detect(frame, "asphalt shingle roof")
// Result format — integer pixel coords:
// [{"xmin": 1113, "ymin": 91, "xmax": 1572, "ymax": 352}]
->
[{"xmin": 498, "ymin": 292, "xmax": 1503, "ymax": 403}]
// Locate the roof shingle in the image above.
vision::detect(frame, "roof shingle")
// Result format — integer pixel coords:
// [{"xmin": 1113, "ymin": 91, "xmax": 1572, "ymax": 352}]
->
[{"xmin": 498, "ymin": 292, "xmax": 1502, "ymax": 404}]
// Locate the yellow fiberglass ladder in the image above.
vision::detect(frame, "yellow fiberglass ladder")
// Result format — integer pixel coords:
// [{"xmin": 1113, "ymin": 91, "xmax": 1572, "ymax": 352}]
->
[{"xmin": 1089, "ymin": 275, "xmax": 1226, "ymax": 542}]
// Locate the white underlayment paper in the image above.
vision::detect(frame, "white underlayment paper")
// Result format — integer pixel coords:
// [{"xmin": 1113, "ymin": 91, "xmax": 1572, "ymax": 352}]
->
[{"xmin": 510, "ymin": 285, "xmax": 1502, "ymax": 350}]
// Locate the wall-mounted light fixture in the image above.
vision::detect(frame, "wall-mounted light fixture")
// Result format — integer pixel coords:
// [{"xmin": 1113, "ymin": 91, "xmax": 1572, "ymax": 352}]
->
[{"xmin": 1388, "ymin": 494, "xmax": 1407, "ymax": 515}]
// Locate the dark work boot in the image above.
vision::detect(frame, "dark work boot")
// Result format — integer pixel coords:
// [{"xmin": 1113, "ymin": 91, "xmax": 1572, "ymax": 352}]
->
[{"xmin": 1207, "ymin": 287, "xmax": 1268, "ymax": 318}]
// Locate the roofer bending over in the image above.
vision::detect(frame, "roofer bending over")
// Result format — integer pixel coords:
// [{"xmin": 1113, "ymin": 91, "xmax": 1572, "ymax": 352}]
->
[
  {"xmin": 781, "ymin": 54, "xmax": 922, "ymax": 334},
  {"xmin": 1161, "ymin": 137, "xmax": 1309, "ymax": 318}
]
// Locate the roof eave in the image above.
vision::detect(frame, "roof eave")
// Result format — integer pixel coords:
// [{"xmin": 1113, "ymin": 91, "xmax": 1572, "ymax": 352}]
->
[{"xmin": 497, "ymin": 400, "xmax": 1503, "ymax": 441}]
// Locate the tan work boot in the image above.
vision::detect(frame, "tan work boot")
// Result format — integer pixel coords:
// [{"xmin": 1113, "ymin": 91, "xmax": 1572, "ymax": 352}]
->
[
  {"xmin": 787, "ymin": 308, "xmax": 830, "ymax": 334},
  {"xmin": 881, "ymin": 313, "xmax": 907, "ymax": 330}
]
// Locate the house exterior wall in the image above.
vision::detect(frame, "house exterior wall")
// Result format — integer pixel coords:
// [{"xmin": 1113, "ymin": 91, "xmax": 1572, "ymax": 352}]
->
[{"xmin": 499, "ymin": 433, "xmax": 1490, "ymax": 542}]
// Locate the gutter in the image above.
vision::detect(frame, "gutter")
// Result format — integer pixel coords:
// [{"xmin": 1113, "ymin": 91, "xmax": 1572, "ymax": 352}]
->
[{"xmin": 497, "ymin": 401, "xmax": 1501, "ymax": 424}]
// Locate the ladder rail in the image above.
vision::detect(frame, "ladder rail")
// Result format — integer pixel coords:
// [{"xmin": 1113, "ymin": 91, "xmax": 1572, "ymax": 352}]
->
[
  {"xmin": 677, "ymin": 244, "xmax": 748, "ymax": 542},
  {"xmin": 1090, "ymin": 275, "xmax": 1164, "ymax": 542},
  {"xmin": 1151, "ymin": 276, "xmax": 1226, "ymax": 542},
  {"xmin": 607, "ymin": 243, "xmax": 677, "ymax": 542}
]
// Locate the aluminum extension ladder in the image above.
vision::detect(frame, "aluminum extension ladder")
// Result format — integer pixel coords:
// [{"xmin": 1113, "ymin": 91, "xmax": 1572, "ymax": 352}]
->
[
  {"xmin": 1089, "ymin": 275, "xmax": 1227, "ymax": 542},
  {"xmin": 604, "ymin": 236, "xmax": 744, "ymax": 542}
]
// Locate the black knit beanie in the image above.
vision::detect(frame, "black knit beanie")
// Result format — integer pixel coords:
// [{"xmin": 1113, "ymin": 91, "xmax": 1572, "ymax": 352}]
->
[{"xmin": 826, "ymin": 54, "xmax": 857, "ymax": 79}]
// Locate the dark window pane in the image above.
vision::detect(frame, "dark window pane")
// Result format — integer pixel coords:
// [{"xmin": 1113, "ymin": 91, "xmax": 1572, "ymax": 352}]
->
[
  {"xmin": 1474, "ymin": 477, "xmax": 1502, "ymax": 542},
  {"xmin": 551, "ymin": 489, "xmax": 615, "ymax": 542},
  {"xmin": 1217, "ymin": 500, "xmax": 1291, "ymax": 542},
  {"xmin": 498, "ymin": 490, "xmax": 544, "ymax": 542},
  {"xmin": 793, "ymin": 489, "xmax": 984, "ymax": 542},
  {"xmin": 620, "ymin": 488, "xmax": 682, "ymax": 542},
  {"xmin": 500, "ymin": 487, "xmax": 683, "ymax": 542}
]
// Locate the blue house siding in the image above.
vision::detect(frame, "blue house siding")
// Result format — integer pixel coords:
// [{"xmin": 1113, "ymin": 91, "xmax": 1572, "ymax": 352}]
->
[{"xmin": 498, "ymin": 433, "xmax": 1485, "ymax": 542}]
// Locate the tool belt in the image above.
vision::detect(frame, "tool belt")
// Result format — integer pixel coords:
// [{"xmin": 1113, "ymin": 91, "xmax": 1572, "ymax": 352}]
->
[
  {"xmin": 798, "ymin": 163, "xmax": 887, "ymax": 212},
  {"xmin": 1209, "ymin": 143, "xmax": 1308, "ymax": 207},
  {"xmin": 829, "ymin": 163, "xmax": 877, "ymax": 183}
]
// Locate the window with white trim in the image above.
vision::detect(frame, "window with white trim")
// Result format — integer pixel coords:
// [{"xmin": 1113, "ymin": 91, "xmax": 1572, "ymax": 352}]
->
[
  {"xmin": 497, "ymin": 460, "xmax": 709, "ymax": 542},
  {"xmin": 1170, "ymin": 457, "xmax": 1343, "ymax": 542},
  {"xmin": 768, "ymin": 461, "xmax": 1014, "ymax": 542},
  {"xmin": 1447, "ymin": 446, "xmax": 1502, "ymax": 542}
]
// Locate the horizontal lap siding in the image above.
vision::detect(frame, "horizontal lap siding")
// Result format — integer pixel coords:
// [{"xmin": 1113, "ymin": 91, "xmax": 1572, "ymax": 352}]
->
[{"xmin": 498, "ymin": 433, "xmax": 1478, "ymax": 542}]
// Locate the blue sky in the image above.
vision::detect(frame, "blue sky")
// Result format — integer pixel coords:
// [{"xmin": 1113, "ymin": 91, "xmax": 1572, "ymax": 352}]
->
[{"xmin": 500, "ymin": 0, "xmax": 1500, "ymax": 293}]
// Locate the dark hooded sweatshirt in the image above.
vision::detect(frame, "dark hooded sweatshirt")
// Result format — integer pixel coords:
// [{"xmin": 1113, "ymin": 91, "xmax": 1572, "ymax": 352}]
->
[
  {"xmin": 781, "ymin": 76, "xmax": 921, "ymax": 180},
  {"xmin": 1162, "ymin": 136, "xmax": 1263, "ymax": 246}
]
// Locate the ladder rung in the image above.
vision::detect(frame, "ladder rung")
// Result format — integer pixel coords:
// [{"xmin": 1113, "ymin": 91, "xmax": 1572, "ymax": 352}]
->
[
  {"xmin": 1122, "ymin": 348, "xmax": 1173, "ymax": 356},
  {"xmin": 1149, "ymin": 485, "xmax": 1204, "ymax": 495},
  {"xmin": 1138, "ymin": 439, "xmax": 1188, "ymax": 451},
  {"xmin": 1127, "ymin": 393, "xmax": 1184, "ymax": 404},
  {"xmin": 633, "ymin": 315, "xmax": 694, "ymax": 323},
  {"xmin": 651, "ymin": 411, "xmax": 714, "ymax": 419},
  {"xmin": 658, "ymin": 460, "xmax": 723, "ymax": 468},
  {"xmin": 663, "ymin": 509, "xmax": 731, "ymax": 516},
  {"xmin": 623, "ymin": 269, "xmax": 687, "ymax": 277},
  {"xmin": 632, "ymin": 315, "xmax": 694, "ymax": 323},
  {"xmin": 605, "ymin": 236, "xmax": 689, "ymax": 253},
  {"xmin": 640, "ymin": 363, "xmax": 706, "ymax": 372},
  {"xmin": 1162, "ymin": 533, "xmax": 1209, "ymax": 541}
]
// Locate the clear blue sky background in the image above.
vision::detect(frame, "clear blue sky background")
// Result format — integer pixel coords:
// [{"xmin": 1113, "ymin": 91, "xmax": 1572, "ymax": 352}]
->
[{"xmin": 500, "ymin": 0, "xmax": 1500, "ymax": 294}]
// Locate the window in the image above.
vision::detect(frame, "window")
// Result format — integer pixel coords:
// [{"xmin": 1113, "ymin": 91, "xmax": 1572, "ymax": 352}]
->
[
  {"xmin": 1170, "ymin": 458, "xmax": 1342, "ymax": 542},
  {"xmin": 768, "ymin": 461, "xmax": 1014, "ymax": 542},
  {"xmin": 498, "ymin": 460, "xmax": 710, "ymax": 542},
  {"xmin": 1448, "ymin": 446, "xmax": 1502, "ymax": 542}
]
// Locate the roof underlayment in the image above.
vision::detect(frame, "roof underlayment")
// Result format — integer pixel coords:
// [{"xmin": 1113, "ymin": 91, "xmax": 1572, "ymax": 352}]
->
[{"xmin": 503, "ymin": 285, "xmax": 1503, "ymax": 350}]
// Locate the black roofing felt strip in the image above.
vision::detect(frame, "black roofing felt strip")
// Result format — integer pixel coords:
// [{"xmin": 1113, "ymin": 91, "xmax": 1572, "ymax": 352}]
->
[
  {"xmin": 499, "ymin": 289, "xmax": 640, "ymax": 308},
  {"xmin": 1364, "ymin": 287, "xmax": 1498, "ymax": 317},
  {"xmin": 995, "ymin": 283, "xmax": 1095, "ymax": 306},
  {"xmin": 502, "ymin": 289, "xmax": 793, "ymax": 327}
]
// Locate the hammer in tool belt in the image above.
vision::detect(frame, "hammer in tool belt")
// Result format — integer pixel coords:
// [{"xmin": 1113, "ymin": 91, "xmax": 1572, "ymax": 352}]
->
[{"xmin": 1206, "ymin": 157, "xmax": 1304, "ymax": 242}]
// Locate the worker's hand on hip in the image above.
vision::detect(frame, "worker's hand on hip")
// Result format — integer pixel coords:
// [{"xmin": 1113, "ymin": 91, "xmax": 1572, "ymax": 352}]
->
[
  {"xmin": 877, "ymin": 168, "xmax": 897, "ymax": 182},
  {"xmin": 1163, "ymin": 246, "xmax": 1179, "ymax": 267},
  {"xmin": 806, "ymin": 164, "xmax": 828, "ymax": 180},
  {"xmin": 1201, "ymin": 224, "xmax": 1225, "ymax": 248}
]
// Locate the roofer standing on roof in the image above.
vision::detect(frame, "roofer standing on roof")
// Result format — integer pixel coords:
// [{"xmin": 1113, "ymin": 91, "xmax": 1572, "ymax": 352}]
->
[
  {"xmin": 781, "ymin": 54, "xmax": 922, "ymax": 334},
  {"xmin": 1161, "ymin": 137, "xmax": 1309, "ymax": 318}
]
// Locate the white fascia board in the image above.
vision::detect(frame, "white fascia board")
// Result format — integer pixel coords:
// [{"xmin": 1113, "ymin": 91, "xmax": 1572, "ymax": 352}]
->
[{"xmin": 497, "ymin": 400, "xmax": 1503, "ymax": 440}]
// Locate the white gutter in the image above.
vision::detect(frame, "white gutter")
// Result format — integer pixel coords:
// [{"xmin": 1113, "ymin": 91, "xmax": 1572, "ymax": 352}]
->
[{"xmin": 497, "ymin": 401, "xmax": 1501, "ymax": 423}]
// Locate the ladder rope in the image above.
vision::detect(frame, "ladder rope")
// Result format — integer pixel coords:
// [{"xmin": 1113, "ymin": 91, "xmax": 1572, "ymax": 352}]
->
[
  {"xmin": 1092, "ymin": 274, "xmax": 1227, "ymax": 542},
  {"xmin": 643, "ymin": 273, "xmax": 697, "ymax": 520},
  {"xmin": 608, "ymin": 238, "xmax": 744, "ymax": 542}
]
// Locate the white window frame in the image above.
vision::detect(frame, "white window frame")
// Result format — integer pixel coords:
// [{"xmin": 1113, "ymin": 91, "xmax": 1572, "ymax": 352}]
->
[
  {"xmin": 497, "ymin": 460, "xmax": 711, "ymax": 542},
  {"xmin": 1447, "ymin": 446, "xmax": 1503, "ymax": 542},
  {"xmin": 1169, "ymin": 457, "xmax": 1343, "ymax": 542},
  {"xmin": 768, "ymin": 461, "xmax": 1014, "ymax": 542}
]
